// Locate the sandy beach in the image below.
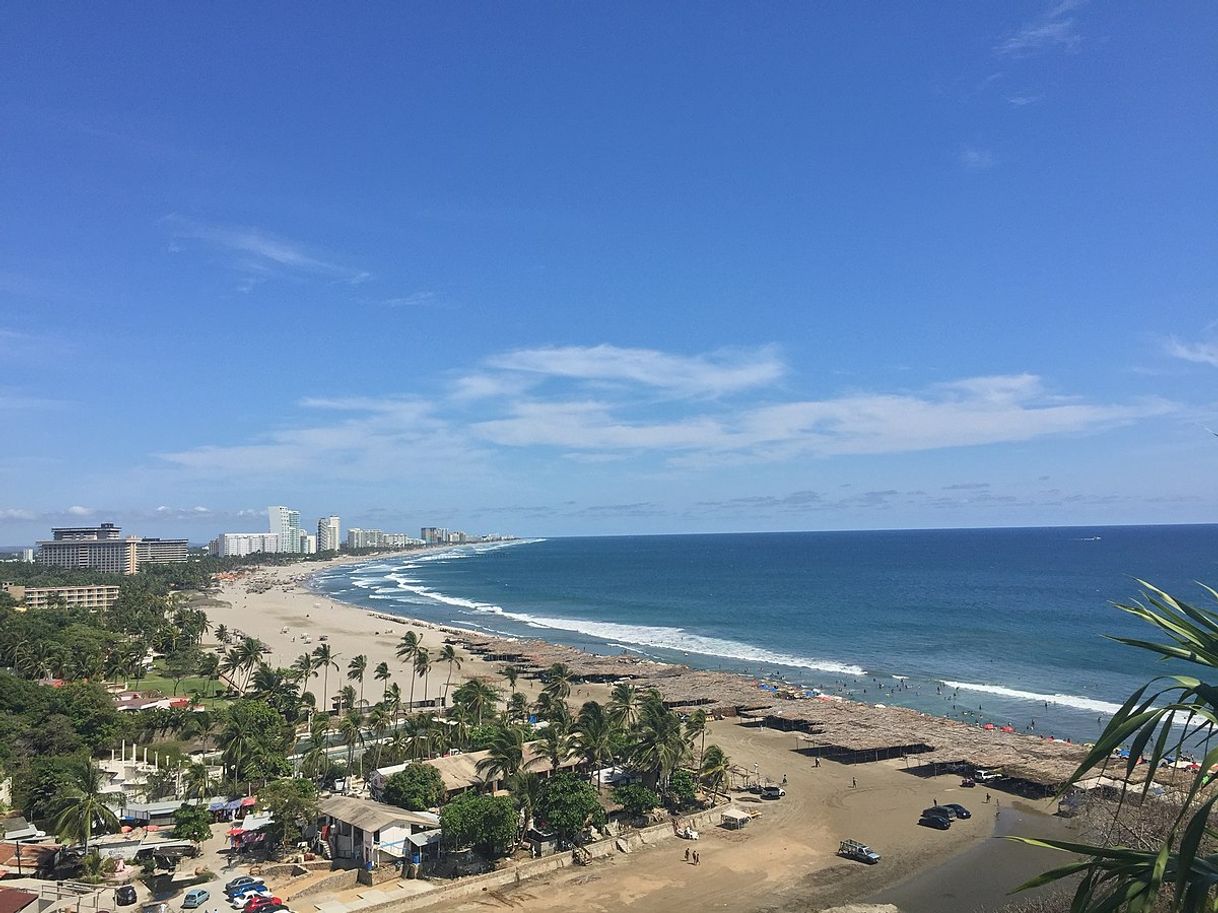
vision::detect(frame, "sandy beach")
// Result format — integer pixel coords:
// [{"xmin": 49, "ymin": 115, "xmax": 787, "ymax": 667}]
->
[{"xmin": 203, "ymin": 556, "xmax": 1073, "ymax": 913}]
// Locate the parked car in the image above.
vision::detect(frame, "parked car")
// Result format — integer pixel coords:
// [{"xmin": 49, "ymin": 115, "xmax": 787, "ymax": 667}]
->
[
  {"xmin": 225, "ymin": 878, "xmax": 260, "ymax": 895},
  {"xmin": 943, "ymin": 803, "xmax": 971, "ymax": 820},
  {"xmin": 182, "ymin": 890, "xmax": 210, "ymax": 909},
  {"xmin": 918, "ymin": 812, "xmax": 951, "ymax": 830},
  {"xmin": 243, "ymin": 897, "xmax": 283, "ymax": 912},
  {"xmin": 837, "ymin": 840, "xmax": 881, "ymax": 864},
  {"xmin": 230, "ymin": 891, "xmax": 270, "ymax": 909},
  {"xmin": 115, "ymin": 887, "xmax": 138, "ymax": 907},
  {"xmin": 228, "ymin": 885, "xmax": 268, "ymax": 903},
  {"xmin": 760, "ymin": 785, "xmax": 786, "ymax": 799},
  {"xmin": 922, "ymin": 805, "xmax": 959, "ymax": 820},
  {"xmin": 973, "ymin": 769, "xmax": 1002, "ymax": 783}
]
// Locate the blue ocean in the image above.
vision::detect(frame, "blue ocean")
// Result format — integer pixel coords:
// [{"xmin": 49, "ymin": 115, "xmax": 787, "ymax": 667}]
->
[{"xmin": 312, "ymin": 526, "xmax": 1218, "ymax": 742}]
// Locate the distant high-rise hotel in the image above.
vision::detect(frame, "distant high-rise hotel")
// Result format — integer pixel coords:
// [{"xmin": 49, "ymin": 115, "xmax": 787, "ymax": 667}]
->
[
  {"xmin": 317, "ymin": 516, "xmax": 341, "ymax": 552},
  {"xmin": 36, "ymin": 523, "xmax": 188, "ymax": 575},
  {"xmin": 421, "ymin": 527, "xmax": 448, "ymax": 544},
  {"xmin": 268, "ymin": 506, "xmax": 302, "ymax": 553},
  {"xmin": 210, "ymin": 532, "xmax": 281, "ymax": 557}
]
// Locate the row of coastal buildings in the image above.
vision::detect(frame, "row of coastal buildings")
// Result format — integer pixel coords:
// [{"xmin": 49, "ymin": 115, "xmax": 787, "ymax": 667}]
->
[{"xmin": 208, "ymin": 507, "xmax": 499, "ymax": 557}]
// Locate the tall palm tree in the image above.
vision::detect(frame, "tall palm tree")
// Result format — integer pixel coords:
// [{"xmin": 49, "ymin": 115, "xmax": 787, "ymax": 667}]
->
[
  {"xmin": 347, "ymin": 654, "xmax": 367, "ymax": 712},
  {"xmin": 502, "ymin": 665, "xmax": 520, "ymax": 691},
  {"xmin": 475, "ymin": 726, "xmax": 535, "ymax": 787},
  {"xmin": 396, "ymin": 632, "xmax": 420, "ymax": 711},
  {"xmin": 631, "ymin": 694, "xmax": 690, "ymax": 789},
  {"xmin": 685, "ymin": 709, "xmax": 709, "ymax": 769},
  {"xmin": 312, "ymin": 644, "xmax": 339, "ymax": 714},
  {"xmin": 699, "ymin": 744, "xmax": 731, "ymax": 801},
  {"xmin": 198, "ymin": 652, "xmax": 221, "ymax": 697},
  {"xmin": 373, "ymin": 661, "xmax": 391, "ymax": 698},
  {"xmin": 414, "ymin": 647, "xmax": 432, "ymax": 706},
  {"xmin": 301, "ymin": 715, "xmax": 332, "ymax": 781},
  {"xmin": 182, "ymin": 762, "xmax": 213, "ymax": 800},
  {"xmin": 506, "ymin": 769, "xmax": 542, "ymax": 836},
  {"xmin": 452, "ymin": 679, "xmax": 500, "ymax": 725},
  {"xmin": 608, "ymin": 682, "xmax": 639, "ymax": 729},
  {"xmin": 337, "ymin": 711, "xmax": 363, "ymax": 774},
  {"xmin": 338, "ymin": 684, "xmax": 358, "ymax": 715},
  {"xmin": 541, "ymin": 663, "xmax": 573, "ymax": 703},
  {"xmin": 384, "ymin": 682, "xmax": 403, "ymax": 731},
  {"xmin": 574, "ymin": 701, "xmax": 616, "ymax": 789},
  {"xmin": 367, "ymin": 706, "xmax": 391, "ymax": 769},
  {"xmin": 537, "ymin": 722, "xmax": 572, "ymax": 776},
  {"xmin": 291, "ymin": 652, "xmax": 316, "ymax": 696},
  {"xmin": 51, "ymin": 761, "xmax": 123, "ymax": 853},
  {"xmin": 506, "ymin": 691, "xmax": 529, "ymax": 724},
  {"xmin": 439, "ymin": 644, "xmax": 462, "ymax": 703},
  {"xmin": 214, "ymin": 623, "xmax": 229, "ymax": 644}
]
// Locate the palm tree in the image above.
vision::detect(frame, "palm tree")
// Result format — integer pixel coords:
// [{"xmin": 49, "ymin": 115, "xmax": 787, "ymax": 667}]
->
[
  {"xmin": 312, "ymin": 644, "xmax": 339, "ymax": 714},
  {"xmin": 452, "ymin": 679, "xmax": 500, "ymax": 725},
  {"xmin": 685, "ymin": 709, "xmax": 709, "ymax": 769},
  {"xmin": 632, "ymin": 693, "xmax": 690, "ymax": 789},
  {"xmin": 384, "ymin": 682, "xmax": 403, "ymax": 731},
  {"xmin": 699, "ymin": 744, "xmax": 731, "ymax": 801},
  {"xmin": 534, "ymin": 690, "xmax": 571, "ymax": 729},
  {"xmin": 1015, "ymin": 582, "xmax": 1218, "ymax": 912},
  {"xmin": 338, "ymin": 684, "xmax": 358, "ymax": 714},
  {"xmin": 337, "ymin": 711, "xmax": 363, "ymax": 775},
  {"xmin": 301, "ymin": 715, "xmax": 332, "ymax": 781},
  {"xmin": 347, "ymin": 654, "xmax": 367, "ymax": 712},
  {"xmin": 183, "ymin": 762, "xmax": 213, "ymax": 799},
  {"xmin": 475, "ymin": 726, "xmax": 535, "ymax": 787},
  {"xmin": 214, "ymin": 623, "xmax": 229, "ymax": 644},
  {"xmin": 502, "ymin": 665, "xmax": 520, "ymax": 691},
  {"xmin": 537, "ymin": 722, "xmax": 572, "ymax": 776},
  {"xmin": 367, "ymin": 706, "xmax": 391, "ymax": 769},
  {"xmin": 608, "ymin": 682, "xmax": 639, "ymax": 729},
  {"xmin": 198, "ymin": 653, "xmax": 221, "ymax": 697},
  {"xmin": 506, "ymin": 769, "xmax": 542, "ymax": 837},
  {"xmin": 396, "ymin": 632, "xmax": 420, "ymax": 711},
  {"xmin": 574, "ymin": 701, "xmax": 616, "ymax": 789},
  {"xmin": 438, "ymin": 644, "xmax": 462, "ymax": 703},
  {"xmin": 291, "ymin": 652, "xmax": 316, "ymax": 696},
  {"xmin": 541, "ymin": 663, "xmax": 573, "ymax": 703},
  {"xmin": 414, "ymin": 647, "xmax": 432, "ymax": 706},
  {"xmin": 373, "ymin": 661, "xmax": 391, "ymax": 698},
  {"xmin": 51, "ymin": 761, "xmax": 123, "ymax": 852},
  {"xmin": 506, "ymin": 691, "xmax": 529, "ymax": 724}
]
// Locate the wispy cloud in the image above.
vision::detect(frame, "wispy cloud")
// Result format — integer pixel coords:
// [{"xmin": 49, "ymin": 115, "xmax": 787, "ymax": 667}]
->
[
  {"xmin": 484, "ymin": 344, "xmax": 785, "ymax": 397},
  {"xmin": 157, "ymin": 346, "xmax": 1175, "ymax": 480},
  {"xmin": 164, "ymin": 215, "xmax": 371, "ymax": 288},
  {"xmin": 996, "ymin": 0, "xmax": 1085, "ymax": 56},
  {"xmin": 1005, "ymin": 94, "xmax": 1044, "ymax": 107},
  {"xmin": 1166, "ymin": 337, "xmax": 1218, "ymax": 368},
  {"xmin": 961, "ymin": 146, "xmax": 996, "ymax": 170},
  {"xmin": 379, "ymin": 291, "xmax": 439, "ymax": 308}
]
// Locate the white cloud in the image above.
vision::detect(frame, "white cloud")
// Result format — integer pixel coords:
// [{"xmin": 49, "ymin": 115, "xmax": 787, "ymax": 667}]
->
[
  {"xmin": 1006, "ymin": 94, "xmax": 1044, "ymax": 106},
  {"xmin": 961, "ymin": 146, "xmax": 995, "ymax": 170},
  {"xmin": 156, "ymin": 346, "xmax": 1174, "ymax": 480},
  {"xmin": 1166, "ymin": 337, "xmax": 1218, "ymax": 368},
  {"xmin": 0, "ymin": 508, "xmax": 36, "ymax": 521},
  {"xmin": 164, "ymin": 216, "xmax": 371, "ymax": 286},
  {"xmin": 997, "ymin": 0, "xmax": 1085, "ymax": 56},
  {"xmin": 484, "ymin": 344, "xmax": 785, "ymax": 397},
  {"xmin": 65, "ymin": 505, "xmax": 95, "ymax": 517}
]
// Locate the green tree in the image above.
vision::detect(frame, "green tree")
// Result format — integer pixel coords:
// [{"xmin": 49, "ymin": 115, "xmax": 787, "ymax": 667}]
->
[
  {"xmin": 451, "ymin": 679, "xmax": 501, "ymax": 726},
  {"xmin": 164, "ymin": 648, "xmax": 202, "ymax": 695},
  {"xmin": 536, "ymin": 772, "xmax": 604, "ymax": 842},
  {"xmin": 260, "ymin": 778, "xmax": 319, "ymax": 848},
  {"xmin": 382, "ymin": 765, "xmax": 445, "ymax": 811},
  {"xmin": 699, "ymin": 744, "xmax": 731, "ymax": 801},
  {"xmin": 312, "ymin": 644, "xmax": 339, "ymax": 714},
  {"xmin": 413, "ymin": 647, "xmax": 432, "ymax": 706},
  {"xmin": 218, "ymin": 700, "xmax": 292, "ymax": 784},
  {"xmin": 50, "ymin": 760, "xmax": 123, "ymax": 852},
  {"xmin": 613, "ymin": 783, "xmax": 660, "ymax": 820},
  {"xmin": 475, "ymin": 727, "xmax": 534, "ymax": 787},
  {"xmin": 439, "ymin": 791, "xmax": 518, "ymax": 857},
  {"xmin": 1015, "ymin": 582, "xmax": 1218, "ymax": 913},
  {"xmin": 395, "ymin": 632, "xmax": 420, "ymax": 711},
  {"xmin": 665, "ymin": 769, "xmax": 699, "ymax": 811},
  {"xmin": 172, "ymin": 802, "xmax": 212, "ymax": 844},
  {"xmin": 373, "ymin": 661, "xmax": 391, "ymax": 698},
  {"xmin": 541, "ymin": 663, "xmax": 573, "ymax": 703},
  {"xmin": 438, "ymin": 644, "xmax": 462, "ymax": 703},
  {"xmin": 347, "ymin": 654, "xmax": 367, "ymax": 711},
  {"xmin": 573, "ymin": 701, "xmax": 616, "ymax": 789}
]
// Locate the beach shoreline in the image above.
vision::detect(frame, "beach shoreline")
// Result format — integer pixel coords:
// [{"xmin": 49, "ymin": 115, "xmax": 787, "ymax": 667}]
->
[{"xmin": 203, "ymin": 553, "xmax": 1075, "ymax": 913}]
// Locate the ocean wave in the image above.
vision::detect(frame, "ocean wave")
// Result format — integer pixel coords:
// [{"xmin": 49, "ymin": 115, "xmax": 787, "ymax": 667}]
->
[{"xmin": 942, "ymin": 680, "xmax": 1122, "ymax": 715}]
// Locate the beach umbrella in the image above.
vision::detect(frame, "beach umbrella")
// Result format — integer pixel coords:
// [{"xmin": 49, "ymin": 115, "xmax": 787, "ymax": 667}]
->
[
  {"xmin": 983, "ymin": 723, "xmax": 996, "ymax": 731},
  {"xmin": 1000, "ymin": 725, "xmax": 1015, "ymax": 733}
]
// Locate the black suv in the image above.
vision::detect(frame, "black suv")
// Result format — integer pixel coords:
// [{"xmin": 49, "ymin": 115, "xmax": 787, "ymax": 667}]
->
[
  {"xmin": 918, "ymin": 810, "xmax": 951, "ymax": 830},
  {"xmin": 115, "ymin": 887, "xmax": 137, "ymax": 906}
]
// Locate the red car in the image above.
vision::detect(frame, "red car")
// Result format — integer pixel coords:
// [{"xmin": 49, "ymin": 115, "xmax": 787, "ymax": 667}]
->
[{"xmin": 243, "ymin": 897, "xmax": 283, "ymax": 912}]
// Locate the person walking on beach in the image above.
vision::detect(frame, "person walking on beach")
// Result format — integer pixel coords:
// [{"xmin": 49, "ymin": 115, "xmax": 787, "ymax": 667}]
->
[
  {"xmin": 851, "ymin": 777, "xmax": 857, "ymax": 788},
  {"xmin": 985, "ymin": 792, "xmax": 991, "ymax": 803},
  {"xmin": 684, "ymin": 847, "xmax": 690, "ymax": 862},
  {"xmin": 694, "ymin": 850, "xmax": 701, "ymax": 865}
]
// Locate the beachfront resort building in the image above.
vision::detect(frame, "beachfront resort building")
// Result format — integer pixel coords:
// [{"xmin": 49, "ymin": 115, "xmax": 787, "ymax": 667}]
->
[
  {"xmin": 318, "ymin": 515, "xmax": 341, "ymax": 552},
  {"xmin": 300, "ymin": 532, "xmax": 317, "ymax": 554},
  {"xmin": 2, "ymin": 582, "xmax": 121, "ymax": 612},
  {"xmin": 347, "ymin": 528, "xmax": 424, "ymax": 549},
  {"xmin": 209, "ymin": 532, "xmax": 281, "ymax": 557},
  {"xmin": 36, "ymin": 523, "xmax": 188, "ymax": 575},
  {"xmin": 268, "ymin": 506, "xmax": 302, "ymax": 553}
]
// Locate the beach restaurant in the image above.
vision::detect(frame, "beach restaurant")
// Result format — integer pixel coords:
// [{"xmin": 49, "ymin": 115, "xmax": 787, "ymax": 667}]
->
[{"xmin": 318, "ymin": 796, "xmax": 440, "ymax": 869}]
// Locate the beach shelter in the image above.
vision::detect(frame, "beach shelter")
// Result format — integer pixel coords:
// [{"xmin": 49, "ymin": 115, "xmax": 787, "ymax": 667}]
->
[
  {"xmin": 983, "ymin": 723, "xmax": 996, "ymax": 731},
  {"xmin": 721, "ymin": 808, "xmax": 751, "ymax": 830}
]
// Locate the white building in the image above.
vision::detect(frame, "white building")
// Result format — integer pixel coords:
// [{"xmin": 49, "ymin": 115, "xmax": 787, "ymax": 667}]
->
[
  {"xmin": 268, "ymin": 506, "xmax": 302, "ymax": 553},
  {"xmin": 318, "ymin": 515, "xmax": 341, "ymax": 552},
  {"xmin": 210, "ymin": 532, "xmax": 281, "ymax": 557},
  {"xmin": 300, "ymin": 532, "xmax": 317, "ymax": 554}
]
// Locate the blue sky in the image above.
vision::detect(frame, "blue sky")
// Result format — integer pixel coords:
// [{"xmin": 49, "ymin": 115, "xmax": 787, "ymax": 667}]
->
[{"xmin": 1, "ymin": 2, "xmax": 1216, "ymax": 543}]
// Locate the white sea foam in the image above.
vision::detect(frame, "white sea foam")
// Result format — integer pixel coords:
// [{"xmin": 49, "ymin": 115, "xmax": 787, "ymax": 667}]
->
[{"xmin": 942, "ymin": 680, "xmax": 1123, "ymax": 715}]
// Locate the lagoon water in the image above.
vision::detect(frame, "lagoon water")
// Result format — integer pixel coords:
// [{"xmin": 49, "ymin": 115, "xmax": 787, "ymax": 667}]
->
[{"xmin": 312, "ymin": 525, "xmax": 1218, "ymax": 742}]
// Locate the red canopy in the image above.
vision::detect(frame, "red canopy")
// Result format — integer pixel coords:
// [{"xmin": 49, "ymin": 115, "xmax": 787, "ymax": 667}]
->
[{"xmin": 982, "ymin": 723, "xmax": 996, "ymax": 731}]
